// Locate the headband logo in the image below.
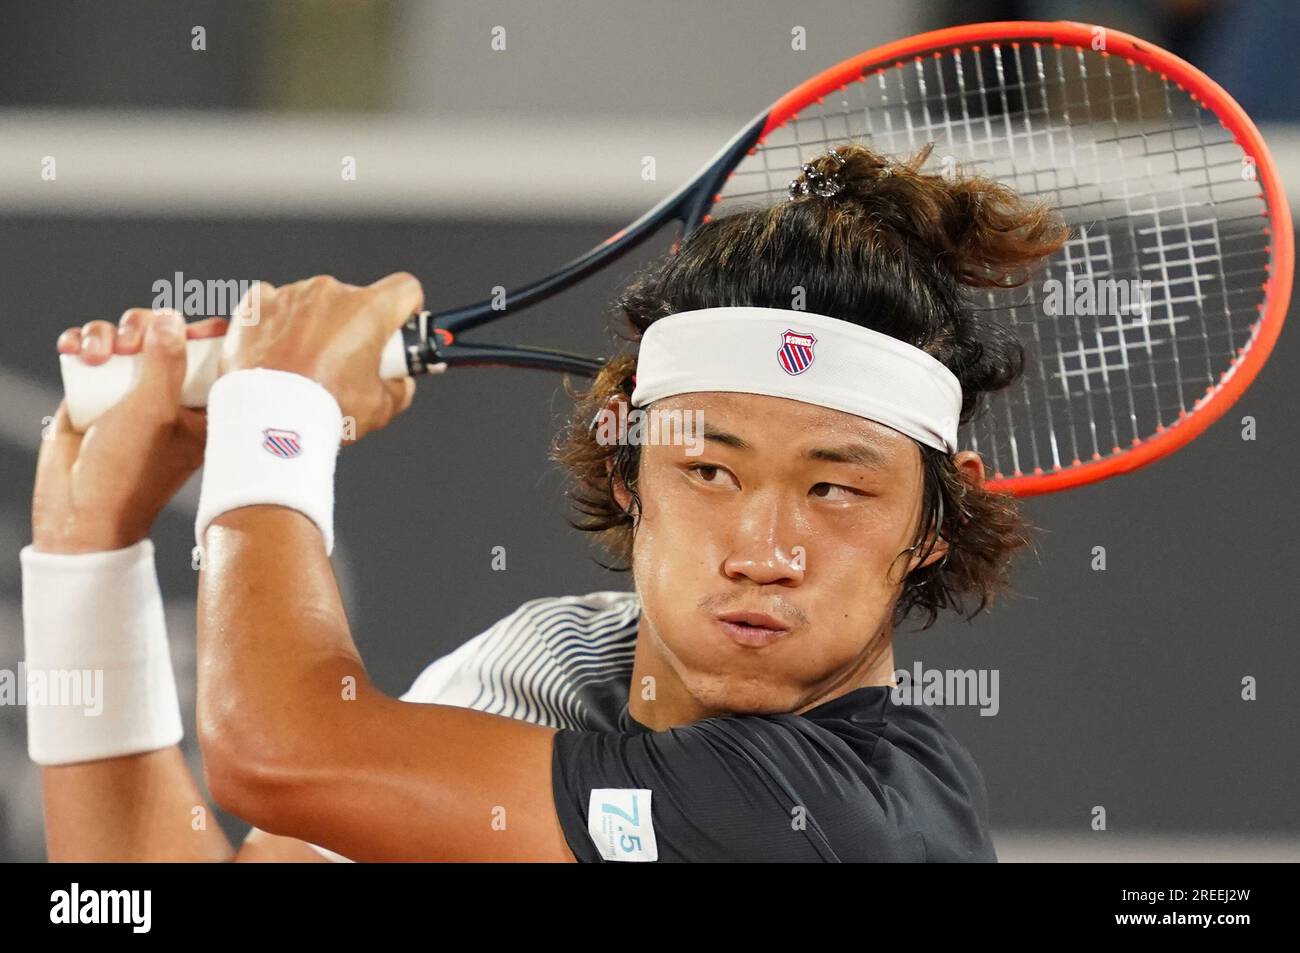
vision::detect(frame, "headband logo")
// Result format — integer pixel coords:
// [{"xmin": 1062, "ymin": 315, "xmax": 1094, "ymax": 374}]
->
[
  {"xmin": 778, "ymin": 329, "xmax": 817, "ymax": 376},
  {"xmin": 262, "ymin": 427, "xmax": 303, "ymax": 459}
]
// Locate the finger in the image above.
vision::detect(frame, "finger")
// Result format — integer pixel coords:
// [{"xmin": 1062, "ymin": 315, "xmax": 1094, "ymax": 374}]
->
[
  {"xmin": 232, "ymin": 281, "xmax": 275, "ymax": 327},
  {"xmin": 295, "ymin": 274, "xmax": 339, "ymax": 298},
  {"xmin": 398, "ymin": 376, "xmax": 416, "ymax": 414},
  {"xmin": 286, "ymin": 275, "xmax": 344, "ymax": 316},
  {"xmin": 306, "ymin": 274, "xmax": 359, "ymax": 293},
  {"xmin": 78, "ymin": 320, "xmax": 117, "ymax": 366},
  {"xmin": 367, "ymin": 272, "xmax": 424, "ymax": 334},
  {"xmin": 129, "ymin": 310, "xmax": 188, "ymax": 417},
  {"xmin": 56, "ymin": 327, "xmax": 82, "ymax": 355},
  {"xmin": 174, "ymin": 407, "xmax": 209, "ymax": 460},
  {"xmin": 116, "ymin": 308, "xmax": 153, "ymax": 355},
  {"xmin": 383, "ymin": 377, "xmax": 416, "ymax": 418},
  {"xmin": 34, "ymin": 403, "xmax": 82, "ymax": 493},
  {"xmin": 188, "ymin": 316, "xmax": 229, "ymax": 339}
]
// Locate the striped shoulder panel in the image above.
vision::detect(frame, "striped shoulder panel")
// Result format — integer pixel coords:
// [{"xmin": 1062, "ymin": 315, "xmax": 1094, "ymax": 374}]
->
[{"xmin": 400, "ymin": 591, "xmax": 640, "ymax": 731}]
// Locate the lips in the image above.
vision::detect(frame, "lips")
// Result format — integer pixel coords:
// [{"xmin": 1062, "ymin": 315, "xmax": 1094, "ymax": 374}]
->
[
  {"xmin": 717, "ymin": 610, "xmax": 790, "ymax": 631},
  {"xmin": 716, "ymin": 610, "xmax": 791, "ymax": 648}
]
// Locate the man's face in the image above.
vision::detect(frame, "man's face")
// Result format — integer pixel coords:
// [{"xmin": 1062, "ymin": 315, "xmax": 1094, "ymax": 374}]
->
[{"xmin": 622, "ymin": 392, "xmax": 940, "ymax": 716}]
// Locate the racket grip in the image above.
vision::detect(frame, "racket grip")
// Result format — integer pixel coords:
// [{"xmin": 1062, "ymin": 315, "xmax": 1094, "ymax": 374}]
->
[{"xmin": 61, "ymin": 328, "xmax": 425, "ymax": 432}]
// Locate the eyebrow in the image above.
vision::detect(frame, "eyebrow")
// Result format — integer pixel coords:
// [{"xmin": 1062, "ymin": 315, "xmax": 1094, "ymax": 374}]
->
[{"xmin": 702, "ymin": 426, "xmax": 894, "ymax": 470}]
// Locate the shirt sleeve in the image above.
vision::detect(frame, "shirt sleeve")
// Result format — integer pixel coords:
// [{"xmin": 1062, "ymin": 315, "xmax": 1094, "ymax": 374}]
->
[
  {"xmin": 550, "ymin": 714, "xmax": 927, "ymax": 862},
  {"xmin": 397, "ymin": 592, "xmax": 637, "ymax": 730}
]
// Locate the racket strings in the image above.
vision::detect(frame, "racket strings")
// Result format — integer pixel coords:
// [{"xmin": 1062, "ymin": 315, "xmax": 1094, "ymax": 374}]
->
[{"xmin": 711, "ymin": 40, "xmax": 1273, "ymax": 481}]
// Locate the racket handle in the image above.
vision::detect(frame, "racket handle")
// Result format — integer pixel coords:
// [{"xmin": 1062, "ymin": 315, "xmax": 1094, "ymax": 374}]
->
[{"xmin": 61, "ymin": 323, "xmax": 438, "ymax": 432}]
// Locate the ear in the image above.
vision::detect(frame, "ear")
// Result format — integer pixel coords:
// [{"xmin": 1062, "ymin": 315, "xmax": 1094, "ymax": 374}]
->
[
  {"xmin": 599, "ymin": 397, "xmax": 637, "ymax": 518},
  {"xmin": 910, "ymin": 450, "xmax": 984, "ymax": 571},
  {"xmin": 913, "ymin": 538, "xmax": 949, "ymax": 571},
  {"xmin": 953, "ymin": 449, "xmax": 986, "ymax": 485},
  {"xmin": 608, "ymin": 456, "xmax": 640, "ymax": 517}
]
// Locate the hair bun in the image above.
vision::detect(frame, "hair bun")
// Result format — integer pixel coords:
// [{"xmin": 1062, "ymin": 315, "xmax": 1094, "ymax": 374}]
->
[
  {"xmin": 787, "ymin": 149, "xmax": 849, "ymax": 199},
  {"xmin": 788, "ymin": 145, "xmax": 901, "ymax": 202}
]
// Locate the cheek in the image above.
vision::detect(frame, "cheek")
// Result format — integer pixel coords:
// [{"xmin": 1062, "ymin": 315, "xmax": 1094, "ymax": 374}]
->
[
  {"xmin": 824, "ymin": 524, "xmax": 905, "ymax": 581},
  {"xmin": 632, "ymin": 480, "xmax": 714, "ymax": 590},
  {"xmin": 805, "ymin": 498, "xmax": 913, "ymax": 570}
]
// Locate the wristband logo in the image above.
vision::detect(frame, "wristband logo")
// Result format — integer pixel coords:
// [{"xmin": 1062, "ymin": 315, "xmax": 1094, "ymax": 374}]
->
[
  {"xmin": 262, "ymin": 428, "xmax": 303, "ymax": 459},
  {"xmin": 778, "ymin": 329, "xmax": 817, "ymax": 376}
]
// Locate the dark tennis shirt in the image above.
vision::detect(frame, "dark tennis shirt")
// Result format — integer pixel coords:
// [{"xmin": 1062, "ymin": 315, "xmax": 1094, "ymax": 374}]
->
[
  {"xmin": 390, "ymin": 590, "xmax": 994, "ymax": 864},
  {"xmin": 551, "ymin": 683, "xmax": 997, "ymax": 862}
]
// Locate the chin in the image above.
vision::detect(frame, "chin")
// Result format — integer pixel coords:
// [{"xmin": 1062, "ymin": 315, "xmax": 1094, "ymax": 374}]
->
[{"xmin": 679, "ymin": 671, "xmax": 801, "ymax": 717}]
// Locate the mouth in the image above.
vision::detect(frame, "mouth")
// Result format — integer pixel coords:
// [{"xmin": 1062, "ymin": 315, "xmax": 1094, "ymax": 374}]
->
[{"xmin": 715, "ymin": 610, "xmax": 791, "ymax": 648}]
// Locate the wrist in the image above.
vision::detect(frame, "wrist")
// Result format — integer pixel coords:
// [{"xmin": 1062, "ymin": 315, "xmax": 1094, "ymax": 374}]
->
[
  {"xmin": 21, "ymin": 539, "xmax": 184, "ymax": 765},
  {"xmin": 196, "ymin": 369, "xmax": 343, "ymax": 555},
  {"xmin": 32, "ymin": 528, "xmax": 148, "ymax": 556}
]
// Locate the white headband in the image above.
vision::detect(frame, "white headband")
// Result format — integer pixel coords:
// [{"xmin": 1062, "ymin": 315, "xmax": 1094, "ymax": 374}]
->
[{"xmin": 628, "ymin": 307, "xmax": 962, "ymax": 453}]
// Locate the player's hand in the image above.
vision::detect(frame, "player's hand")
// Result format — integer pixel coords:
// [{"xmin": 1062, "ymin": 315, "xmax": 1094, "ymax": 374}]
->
[
  {"xmin": 219, "ymin": 273, "xmax": 420, "ymax": 442},
  {"xmin": 33, "ymin": 310, "xmax": 228, "ymax": 554}
]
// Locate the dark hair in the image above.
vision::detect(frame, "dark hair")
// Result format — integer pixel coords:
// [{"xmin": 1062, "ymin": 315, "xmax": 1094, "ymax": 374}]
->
[{"xmin": 552, "ymin": 142, "xmax": 1069, "ymax": 630}]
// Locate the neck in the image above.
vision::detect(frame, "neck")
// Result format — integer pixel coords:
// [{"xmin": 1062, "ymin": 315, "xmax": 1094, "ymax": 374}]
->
[{"xmin": 626, "ymin": 614, "xmax": 897, "ymax": 732}]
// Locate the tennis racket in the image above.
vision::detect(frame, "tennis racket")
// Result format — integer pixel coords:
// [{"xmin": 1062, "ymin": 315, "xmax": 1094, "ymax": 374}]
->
[{"xmin": 62, "ymin": 19, "xmax": 1292, "ymax": 497}]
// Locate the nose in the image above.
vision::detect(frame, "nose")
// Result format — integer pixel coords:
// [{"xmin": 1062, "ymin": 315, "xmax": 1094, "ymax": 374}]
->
[{"xmin": 721, "ymin": 493, "xmax": 806, "ymax": 587}]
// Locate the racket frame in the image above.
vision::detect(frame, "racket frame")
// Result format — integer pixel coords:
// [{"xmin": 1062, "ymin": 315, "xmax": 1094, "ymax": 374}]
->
[{"xmin": 408, "ymin": 20, "xmax": 1292, "ymax": 496}]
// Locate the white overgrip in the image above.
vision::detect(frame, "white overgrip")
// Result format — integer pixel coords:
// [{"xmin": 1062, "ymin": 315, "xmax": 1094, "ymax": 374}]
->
[{"xmin": 61, "ymin": 329, "xmax": 425, "ymax": 432}]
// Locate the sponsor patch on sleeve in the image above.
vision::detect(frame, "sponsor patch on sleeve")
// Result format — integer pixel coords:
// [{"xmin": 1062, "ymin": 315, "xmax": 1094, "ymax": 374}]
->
[{"xmin": 586, "ymin": 788, "xmax": 657, "ymax": 862}]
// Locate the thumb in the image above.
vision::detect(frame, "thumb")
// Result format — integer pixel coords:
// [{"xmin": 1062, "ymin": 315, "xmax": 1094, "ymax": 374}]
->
[
  {"xmin": 34, "ymin": 403, "xmax": 82, "ymax": 495},
  {"xmin": 130, "ymin": 309, "xmax": 189, "ymax": 417},
  {"xmin": 367, "ymin": 271, "xmax": 424, "ymax": 337}
]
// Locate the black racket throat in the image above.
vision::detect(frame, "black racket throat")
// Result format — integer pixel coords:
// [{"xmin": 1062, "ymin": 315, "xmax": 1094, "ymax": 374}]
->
[{"xmin": 400, "ymin": 311, "xmax": 607, "ymax": 377}]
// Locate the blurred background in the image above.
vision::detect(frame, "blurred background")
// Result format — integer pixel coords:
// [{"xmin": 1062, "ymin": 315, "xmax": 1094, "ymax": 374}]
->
[{"xmin": 1, "ymin": 0, "xmax": 1297, "ymax": 862}]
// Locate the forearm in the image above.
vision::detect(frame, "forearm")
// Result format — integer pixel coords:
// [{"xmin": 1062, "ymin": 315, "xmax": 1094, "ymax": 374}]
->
[
  {"xmin": 42, "ymin": 748, "xmax": 234, "ymax": 862},
  {"xmin": 22, "ymin": 539, "xmax": 231, "ymax": 861},
  {"xmin": 196, "ymin": 506, "xmax": 367, "ymax": 789}
]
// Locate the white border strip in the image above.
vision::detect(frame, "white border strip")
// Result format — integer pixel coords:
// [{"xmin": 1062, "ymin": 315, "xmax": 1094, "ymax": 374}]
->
[{"xmin": 0, "ymin": 109, "xmax": 726, "ymax": 219}]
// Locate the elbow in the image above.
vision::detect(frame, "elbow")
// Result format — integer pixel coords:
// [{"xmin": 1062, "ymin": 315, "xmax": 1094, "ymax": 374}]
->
[
  {"xmin": 196, "ymin": 653, "xmax": 372, "ymax": 837},
  {"xmin": 197, "ymin": 702, "xmax": 307, "ymax": 834}
]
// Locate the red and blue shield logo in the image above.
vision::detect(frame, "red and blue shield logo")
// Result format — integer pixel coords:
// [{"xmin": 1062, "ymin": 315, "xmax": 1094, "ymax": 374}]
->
[
  {"xmin": 262, "ymin": 428, "xmax": 302, "ymax": 459},
  {"xmin": 778, "ymin": 329, "xmax": 817, "ymax": 376}
]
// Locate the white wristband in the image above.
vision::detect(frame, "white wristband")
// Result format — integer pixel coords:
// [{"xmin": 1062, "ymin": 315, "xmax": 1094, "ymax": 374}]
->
[
  {"xmin": 20, "ymin": 540, "xmax": 184, "ymax": 765},
  {"xmin": 196, "ymin": 369, "xmax": 343, "ymax": 556}
]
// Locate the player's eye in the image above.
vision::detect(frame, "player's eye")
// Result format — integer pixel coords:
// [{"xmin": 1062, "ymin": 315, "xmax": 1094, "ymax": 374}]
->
[
  {"xmin": 810, "ymin": 481, "xmax": 865, "ymax": 500},
  {"xmin": 686, "ymin": 463, "xmax": 739, "ymax": 488}
]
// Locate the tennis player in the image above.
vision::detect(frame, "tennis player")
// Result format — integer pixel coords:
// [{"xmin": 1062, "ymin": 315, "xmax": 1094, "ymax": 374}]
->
[{"xmin": 24, "ymin": 145, "xmax": 1067, "ymax": 862}]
